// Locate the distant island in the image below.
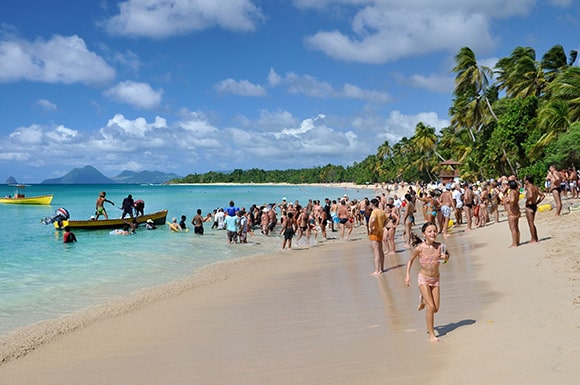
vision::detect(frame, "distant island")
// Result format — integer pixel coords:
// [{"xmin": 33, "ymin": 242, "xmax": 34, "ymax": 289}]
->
[{"xmin": 40, "ymin": 166, "xmax": 181, "ymax": 184}]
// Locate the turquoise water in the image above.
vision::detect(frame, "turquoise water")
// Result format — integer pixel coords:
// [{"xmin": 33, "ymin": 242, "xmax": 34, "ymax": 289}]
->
[{"xmin": 0, "ymin": 184, "xmax": 364, "ymax": 336}]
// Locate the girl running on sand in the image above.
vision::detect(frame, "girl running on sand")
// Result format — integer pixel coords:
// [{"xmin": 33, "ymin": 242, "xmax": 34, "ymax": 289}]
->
[{"xmin": 405, "ymin": 222, "xmax": 449, "ymax": 342}]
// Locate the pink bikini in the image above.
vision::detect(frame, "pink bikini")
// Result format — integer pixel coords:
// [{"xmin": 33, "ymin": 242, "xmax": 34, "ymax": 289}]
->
[{"xmin": 417, "ymin": 249, "xmax": 440, "ymax": 287}]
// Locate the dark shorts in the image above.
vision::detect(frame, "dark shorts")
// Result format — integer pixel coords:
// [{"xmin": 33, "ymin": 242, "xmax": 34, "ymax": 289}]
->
[
  {"xmin": 339, "ymin": 218, "xmax": 348, "ymax": 224},
  {"xmin": 268, "ymin": 219, "xmax": 277, "ymax": 231},
  {"xmin": 284, "ymin": 228, "xmax": 294, "ymax": 240},
  {"xmin": 194, "ymin": 226, "xmax": 204, "ymax": 235},
  {"xmin": 227, "ymin": 230, "xmax": 237, "ymax": 242}
]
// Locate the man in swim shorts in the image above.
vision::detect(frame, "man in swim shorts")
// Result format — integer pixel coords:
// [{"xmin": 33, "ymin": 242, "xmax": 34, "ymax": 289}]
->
[
  {"xmin": 368, "ymin": 198, "xmax": 386, "ymax": 276},
  {"xmin": 545, "ymin": 165, "xmax": 562, "ymax": 215},
  {"xmin": 95, "ymin": 191, "xmax": 115, "ymax": 220}
]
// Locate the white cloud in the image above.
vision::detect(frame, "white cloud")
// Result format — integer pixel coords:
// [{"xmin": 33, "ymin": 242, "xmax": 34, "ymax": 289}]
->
[
  {"xmin": 229, "ymin": 113, "xmax": 360, "ymax": 163},
  {"xmin": 8, "ymin": 124, "xmax": 44, "ymax": 145},
  {"xmin": 408, "ymin": 74, "xmax": 454, "ymax": 93},
  {"xmin": 339, "ymin": 83, "xmax": 391, "ymax": 103},
  {"xmin": 45, "ymin": 125, "xmax": 79, "ymax": 143},
  {"xmin": 384, "ymin": 110, "xmax": 449, "ymax": 139},
  {"xmin": 303, "ymin": 0, "xmax": 537, "ymax": 63},
  {"xmin": 2, "ymin": 123, "xmax": 82, "ymax": 165},
  {"xmin": 214, "ymin": 78, "xmax": 267, "ymax": 96},
  {"xmin": 268, "ymin": 68, "xmax": 282, "ymax": 86},
  {"xmin": 103, "ymin": 0, "xmax": 265, "ymax": 38},
  {"xmin": 269, "ymin": 69, "xmax": 391, "ymax": 103},
  {"xmin": 0, "ymin": 107, "xmax": 450, "ymax": 179},
  {"xmin": 104, "ymin": 81, "xmax": 163, "ymax": 109},
  {"xmin": 255, "ymin": 109, "xmax": 298, "ymax": 131},
  {"xmin": 0, "ymin": 35, "xmax": 115, "ymax": 84},
  {"xmin": 36, "ymin": 99, "xmax": 58, "ymax": 111}
]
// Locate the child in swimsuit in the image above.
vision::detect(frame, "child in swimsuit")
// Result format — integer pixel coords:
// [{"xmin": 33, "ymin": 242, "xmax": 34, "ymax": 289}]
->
[{"xmin": 405, "ymin": 222, "xmax": 450, "ymax": 342}]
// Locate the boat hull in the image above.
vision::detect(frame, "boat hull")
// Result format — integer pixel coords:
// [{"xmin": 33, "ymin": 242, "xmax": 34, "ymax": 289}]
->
[
  {"xmin": 62, "ymin": 210, "xmax": 168, "ymax": 230},
  {"xmin": 0, "ymin": 194, "xmax": 54, "ymax": 205}
]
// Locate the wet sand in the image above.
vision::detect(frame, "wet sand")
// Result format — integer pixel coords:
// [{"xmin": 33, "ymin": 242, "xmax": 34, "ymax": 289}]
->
[{"xmin": 0, "ymin": 206, "xmax": 578, "ymax": 384}]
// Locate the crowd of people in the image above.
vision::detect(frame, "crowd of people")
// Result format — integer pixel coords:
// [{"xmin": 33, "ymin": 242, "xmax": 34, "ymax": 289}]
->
[
  {"xmin": 77, "ymin": 166, "xmax": 576, "ymax": 343},
  {"xmin": 87, "ymin": 165, "xmax": 577, "ymax": 248},
  {"xmin": 98, "ymin": 165, "xmax": 575, "ymax": 249}
]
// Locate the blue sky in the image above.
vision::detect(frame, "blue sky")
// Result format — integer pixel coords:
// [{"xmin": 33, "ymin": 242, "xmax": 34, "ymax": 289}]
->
[{"xmin": 1, "ymin": 0, "xmax": 578, "ymax": 183}]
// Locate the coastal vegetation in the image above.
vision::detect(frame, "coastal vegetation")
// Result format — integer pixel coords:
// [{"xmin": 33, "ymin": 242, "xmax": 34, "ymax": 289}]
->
[{"xmin": 171, "ymin": 44, "xmax": 580, "ymax": 185}]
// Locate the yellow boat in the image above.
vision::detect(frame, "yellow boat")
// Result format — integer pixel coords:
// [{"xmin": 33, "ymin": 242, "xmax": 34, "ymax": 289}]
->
[
  {"xmin": 0, "ymin": 185, "xmax": 53, "ymax": 205},
  {"xmin": 59, "ymin": 210, "xmax": 168, "ymax": 230}
]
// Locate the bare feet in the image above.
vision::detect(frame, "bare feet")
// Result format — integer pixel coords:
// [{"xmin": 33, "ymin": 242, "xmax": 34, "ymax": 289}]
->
[
  {"xmin": 417, "ymin": 295, "xmax": 425, "ymax": 311},
  {"xmin": 429, "ymin": 334, "xmax": 440, "ymax": 342},
  {"xmin": 370, "ymin": 271, "xmax": 382, "ymax": 277}
]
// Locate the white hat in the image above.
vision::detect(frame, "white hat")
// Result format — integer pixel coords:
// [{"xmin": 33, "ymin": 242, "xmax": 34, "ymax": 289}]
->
[{"xmin": 146, "ymin": 219, "xmax": 153, "ymax": 224}]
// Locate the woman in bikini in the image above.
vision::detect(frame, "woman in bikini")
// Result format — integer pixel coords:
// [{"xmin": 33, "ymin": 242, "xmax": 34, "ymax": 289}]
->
[
  {"xmin": 405, "ymin": 222, "xmax": 449, "ymax": 342},
  {"xmin": 382, "ymin": 203, "xmax": 399, "ymax": 254},
  {"xmin": 402, "ymin": 193, "xmax": 415, "ymax": 247}
]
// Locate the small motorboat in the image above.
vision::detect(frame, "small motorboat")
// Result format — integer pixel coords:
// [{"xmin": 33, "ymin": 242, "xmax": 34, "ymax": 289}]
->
[
  {"xmin": 0, "ymin": 184, "xmax": 53, "ymax": 205},
  {"xmin": 55, "ymin": 210, "xmax": 168, "ymax": 230}
]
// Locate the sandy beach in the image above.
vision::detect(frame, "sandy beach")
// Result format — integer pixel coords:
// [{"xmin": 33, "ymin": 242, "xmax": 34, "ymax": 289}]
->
[{"xmin": 0, "ymin": 199, "xmax": 578, "ymax": 384}]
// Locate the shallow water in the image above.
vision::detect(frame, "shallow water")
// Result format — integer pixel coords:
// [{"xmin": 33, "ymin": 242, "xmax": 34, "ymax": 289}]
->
[{"xmin": 0, "ymin": 183, "xmax": 364, "ymax": 336}]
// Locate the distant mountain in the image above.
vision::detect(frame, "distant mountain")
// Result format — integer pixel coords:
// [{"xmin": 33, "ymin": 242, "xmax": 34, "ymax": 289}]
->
[
  {"xmin": 5, "ymin": 176, "xmax": 18, "ymax": 184},
  {"xmin": 41, "ymin": 166, "xmax": 116, "ymax": 184},
  {"xmin": 40, "ymin": 166, "xmax": 181, "ymax": 184},
  {"xmin": 112, "ymin": 170, "xmax": 181, "ymax": 184}
]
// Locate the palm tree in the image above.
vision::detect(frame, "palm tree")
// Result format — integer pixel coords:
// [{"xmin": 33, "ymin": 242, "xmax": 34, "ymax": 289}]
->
[
  {"xmin": 412, "ymin": 122, "xmax": 437, "ymax": 153},
  {"xmin": 377, "ymin": 140, "xmax": 393, "ymax": 159},
  {"xmin": 392, "ymin": 137, "xmax": 414, "ymax": 179},
  {"xmin": 495, "ymin": 47, "xmax": 536, "ymax": 97},
  {"xmin": 438, "ymin": 126, "xmax": 472, "ymax": 165},
  {"xmin": 529, "ymin": 66, "xmax": 580, "ymax": 160},
  {"xmin": 542, "ymin": 45, "xmax": 577, "ymax": 83},
  {"xmin": 451, "ymin": 47, "xmax": 497, "ymax": 142},
  {"xmin": 548, "ymin": 66, "xmax": 580, "ymax": 122},
  {"xmin": 495, "ymin": 45, "xmax": 578, "ymax": 100}
]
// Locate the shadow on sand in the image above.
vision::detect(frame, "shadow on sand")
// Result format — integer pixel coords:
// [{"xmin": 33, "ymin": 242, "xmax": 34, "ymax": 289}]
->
[
  {"xmin": 383, "ymin": 263, "xmax": 406, "ymax": 273},
  {"xmin": 435, "ymin": 319, "xmax": 476, "ymax": 337}
]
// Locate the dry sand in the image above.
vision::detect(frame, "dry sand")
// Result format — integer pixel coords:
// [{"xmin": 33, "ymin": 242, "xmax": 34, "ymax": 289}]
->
[{"xmin": 0, "ymin": 202, "xmax": 578, "ymax": 385}]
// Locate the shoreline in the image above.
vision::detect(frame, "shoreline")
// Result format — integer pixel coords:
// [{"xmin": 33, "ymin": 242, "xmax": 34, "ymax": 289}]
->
[
  {"xmin": 0, "ymin": 199, "xmax": 578, "ymax": 384},
  {"xmin": 0, "ymin": 223, "xmax": 372, "ymax": 365}
]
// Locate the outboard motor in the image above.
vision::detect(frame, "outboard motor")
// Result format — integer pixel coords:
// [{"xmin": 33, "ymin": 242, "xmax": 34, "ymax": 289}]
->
[{"xmin": 41, "ymin": 207, "xmax": 70, "ymax": 226}]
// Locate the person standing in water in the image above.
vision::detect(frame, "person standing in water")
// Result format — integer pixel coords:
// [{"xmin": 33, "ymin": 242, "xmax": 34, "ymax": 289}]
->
[
  {"xmin": 405, "ymin": 222, "xmax": 449, "ymax": 342},
  {"xmin": 63, "ymin": 226, "xmax": 77, "ymax": 243}
]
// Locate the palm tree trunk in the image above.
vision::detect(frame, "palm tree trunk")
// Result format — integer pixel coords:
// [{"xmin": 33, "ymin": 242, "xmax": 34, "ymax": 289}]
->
[
  {"xmin": 502, "ymin": 148, "xmax": 517, "ymax": 176},
  {"xmin": 485, "ymin": 96, "xmax": 498, "ymax": 121}
]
